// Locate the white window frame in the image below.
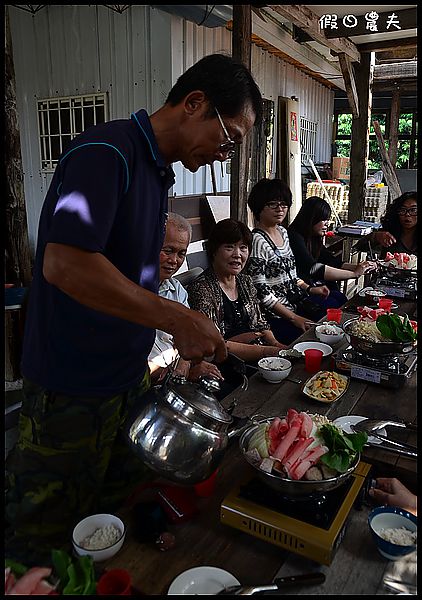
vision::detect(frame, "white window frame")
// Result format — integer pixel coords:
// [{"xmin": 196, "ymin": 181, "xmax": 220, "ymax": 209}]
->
[
  {"xmin": 300, "ymin": 116, "xmax": 318, "ymax": 163},
  {"xmin": 37, "ymin": 92, "xmax": 108, "ymax": 172}
]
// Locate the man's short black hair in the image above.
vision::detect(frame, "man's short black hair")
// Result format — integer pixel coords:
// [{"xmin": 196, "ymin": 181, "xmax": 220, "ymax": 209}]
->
[{"xmin": 166, "ymin": 53, "xmax": 263, "ymax": 125}]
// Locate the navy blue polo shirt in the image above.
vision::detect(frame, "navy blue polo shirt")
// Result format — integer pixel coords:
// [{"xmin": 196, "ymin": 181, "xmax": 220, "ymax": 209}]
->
[{"xmin": 21, "ymin": 109, "xmax": 175, "ymax": 396}]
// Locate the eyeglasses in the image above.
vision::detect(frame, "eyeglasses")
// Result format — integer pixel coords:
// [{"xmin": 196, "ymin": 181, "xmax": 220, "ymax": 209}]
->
[
  {"xmin": 214, "ymin": 106, "xmax": 236, "ymax": 159},
  {"xmin": 265, "ymin": 201, "xmax": 290, "ymax": 210},
  {"xmin": 397, "ymin": 207, "xmax": 417, "ymax": 216}
]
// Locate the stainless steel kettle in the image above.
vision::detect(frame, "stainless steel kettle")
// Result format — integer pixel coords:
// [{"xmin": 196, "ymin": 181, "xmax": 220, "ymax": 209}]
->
[{"xmin": 125, "ymin": 365, "xmax": 247, "ymax": 485}]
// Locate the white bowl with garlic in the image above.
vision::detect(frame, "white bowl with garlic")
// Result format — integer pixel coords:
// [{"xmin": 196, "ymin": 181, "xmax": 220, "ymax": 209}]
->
[
  {"xmin": 315, "ymin": 322, "xmax": 345, "ymax": 345},
  {"xmin": 72, "ymin": 513, "xmax": 126, "ymax": 561}
]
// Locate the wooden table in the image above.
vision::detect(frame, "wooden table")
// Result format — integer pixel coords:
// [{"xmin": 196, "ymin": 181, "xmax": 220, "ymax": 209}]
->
[{"xmin": 105, "ymin": 295, "xmax": 417, "ymax": 595}]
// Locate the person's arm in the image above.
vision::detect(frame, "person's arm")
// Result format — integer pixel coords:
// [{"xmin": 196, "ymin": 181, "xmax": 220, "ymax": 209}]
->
[
  {"xmin": 271, "ymin": 301, "xmax": 315, "ymax": 332},
  {"xmin": 43, "ymin": 243, "xmax": 227, "ymax": 363},
  {"xmin": 372, "ymin": 230, "xmax": 397, "ymax": 248},
  {"xmin": 369, "ymin": 477, "xmax": 417, "ymax": 516},
  {"xmin": 288, "ymin": 228, "xmax": 324, "ymax": 282},
  {"xmin": 225, "ymin": 340, "xmax": 282, "ymax": 362}
]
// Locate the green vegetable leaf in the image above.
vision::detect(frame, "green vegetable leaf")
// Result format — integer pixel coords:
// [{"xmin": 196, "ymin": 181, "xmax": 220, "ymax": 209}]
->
[
  {"xmin": 318, "ymin": 424, "xmax": 368, "ymax": 473},
  {"xmin": 321, "ymin": 451, "xmax": 352, "ymax": 473},
  {"xmin": 344, "ymin": 431, "xmax": 368, "ymax": 452},
  {"xmin": 5, "ymin": 559, "xmax": 28, "ymax": 577},
  {"xmin": 51, "ymin": 549, "xmax": 71, "ymax": 589},
  {"xmin": 376, "ymin": 313, "xmax": 417, "ymax": 343},
  {"xmin": 52, "ymin": 549, "xmax": 96, "ymax": 595}
]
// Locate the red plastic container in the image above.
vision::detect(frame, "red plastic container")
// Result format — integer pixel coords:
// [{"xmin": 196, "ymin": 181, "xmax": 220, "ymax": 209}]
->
[{"xmin": 96, "ymin": 569, "xmax": 132, "ymax": 595}]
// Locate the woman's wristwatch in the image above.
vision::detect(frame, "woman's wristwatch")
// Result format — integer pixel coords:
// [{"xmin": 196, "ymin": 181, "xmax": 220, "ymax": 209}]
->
[{"xmin": 306, "ymin": 285, "xmax": 313, "ymax": 295}]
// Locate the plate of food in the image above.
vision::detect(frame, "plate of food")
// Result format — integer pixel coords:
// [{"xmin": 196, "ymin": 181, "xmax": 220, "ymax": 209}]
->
[
  {"xmin": 333, "ymin": 415, "xmax": 387, "ymax": 445},
  {"xmin": 293, "ymin": 341, "xmax": 333, "ymax": 357},
  {"xmin": 302, "ymin": 370, "xmax": 349, "ymax": 403},
  {"xmin": 167, "ymin": 566, "xmax": 240, "ymax": 595},
  {"xmin": 379, "ymin": 252, "xmax": 417, "ymax": 270}
]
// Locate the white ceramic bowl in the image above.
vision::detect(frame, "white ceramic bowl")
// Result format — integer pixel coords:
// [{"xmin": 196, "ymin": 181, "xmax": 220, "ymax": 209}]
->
[
  {"xmin": 258, "ymin": 357, "xmax": 292, "ymax": 383},
  {"xmin": 72, "ymin": 513, "xmax": 126, "ymax": 562},
  {"xmin": 315, "ymin": 322, "xmax": 345, "ymax": 345},
  {"xmin": 368, "ymin": 506, "xmax": 417, "ymax": 561}
]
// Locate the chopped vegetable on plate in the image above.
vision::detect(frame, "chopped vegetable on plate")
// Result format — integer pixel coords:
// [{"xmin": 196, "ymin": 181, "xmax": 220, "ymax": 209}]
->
[{"xmin": 303, "ymin": 370, "xmax": 348, "ymax": 402}]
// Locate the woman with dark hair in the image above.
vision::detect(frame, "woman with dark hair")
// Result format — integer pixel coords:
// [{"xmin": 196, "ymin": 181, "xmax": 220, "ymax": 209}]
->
[
  {"xmin": 288, "ymin": 196, "xmax": 377, "ymax": 309},
  {"xmin": 360, "ymin": 191, "xmax": 417, "ymax": 257},
  {"xmin": 246, "ymin": 179, "xmax": 330, "ymax": 345},
  {"xmin": 187, "ymin": 218, "xmax": 286, "ymax": 364}
]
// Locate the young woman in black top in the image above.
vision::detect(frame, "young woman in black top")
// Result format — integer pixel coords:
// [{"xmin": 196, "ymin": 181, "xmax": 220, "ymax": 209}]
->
[{"xmin": 288, "ymin": 196, "xmax": 377, "ymax": 309}]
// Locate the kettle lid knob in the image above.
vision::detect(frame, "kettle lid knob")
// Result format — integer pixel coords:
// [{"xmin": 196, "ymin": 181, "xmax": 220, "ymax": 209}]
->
[{"xmin": 199, "ymin": 376, "xmax": 221, "ymax": 393}]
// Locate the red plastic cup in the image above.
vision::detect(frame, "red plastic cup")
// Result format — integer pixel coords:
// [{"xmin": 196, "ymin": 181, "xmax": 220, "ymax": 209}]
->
[
  {"xmin": 96, "ymin": 569, "xmax": 132, "ymax": 595},
  {"xmin": 378, "ymin": 297, "xmax": 393, "ymax": 311},
  {"xmin": 326, "ymin": 308, "xmax": 342, "ymax": 324},
  {"xmin": 304, "ymin": 349, "xmax": 323, "ymax": 373},
  {"xmin": 194, "ymin": 469, "xmax": 219, "ymax": 498}
]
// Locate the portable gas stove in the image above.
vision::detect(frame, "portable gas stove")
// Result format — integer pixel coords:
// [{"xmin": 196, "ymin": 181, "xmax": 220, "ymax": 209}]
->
[
  {"xmin": 220, "ymin": 461, "xmax": 372, "ymax": 566},
  {"xmin": 334, "ymin": 347, "xmax": 417, "ymax": 388},
  {"xmin": 374, "ymin": 273, "xmax": 417, "ymax": 301}
]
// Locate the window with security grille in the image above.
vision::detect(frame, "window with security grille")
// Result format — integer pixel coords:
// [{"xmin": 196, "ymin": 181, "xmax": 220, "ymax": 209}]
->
[
  {"xmin": 37, "ymin": 93, "xmax": 108, "ymax": 171},
  {"xmin": 300, "ymin": 117, "xmax": 317, "ymax": 163}
]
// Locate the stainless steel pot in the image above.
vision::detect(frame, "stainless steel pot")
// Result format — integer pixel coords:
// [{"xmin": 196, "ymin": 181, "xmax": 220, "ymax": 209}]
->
[
  {"xmin": 239, "ymin": 418, "xmax": 360, "ymax": 498},
  {"xmin": 379, "ymin": 262, "xmax": 417, "ymax": 280},
  {"xmin": 342, "ymin": 317, "xmax": 417, "ymax": 356},
  {"xmin": 125, "ymin": 372, "xmax": 249, "ymax": 485}
]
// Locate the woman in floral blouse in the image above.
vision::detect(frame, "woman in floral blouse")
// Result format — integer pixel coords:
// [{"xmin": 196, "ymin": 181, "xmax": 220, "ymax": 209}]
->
[
  {"xmin": 246, "ymin": 178, "xmax": 329, "ymax": 345},
  {"xmin": 187, "ymin": 218, "xmax": 286, "ymax": 364}
]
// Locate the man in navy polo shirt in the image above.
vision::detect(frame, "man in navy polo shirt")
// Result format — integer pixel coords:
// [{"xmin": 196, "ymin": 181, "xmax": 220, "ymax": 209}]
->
[{"xmin": 6, "ymin": 53, "xmax": 263, "ymax": 565}]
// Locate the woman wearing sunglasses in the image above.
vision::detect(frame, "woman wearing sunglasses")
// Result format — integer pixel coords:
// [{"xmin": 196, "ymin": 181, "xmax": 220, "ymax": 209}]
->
[{"xmin": 246, "ymin": 178, "xmax": 329, "ymax": 345}]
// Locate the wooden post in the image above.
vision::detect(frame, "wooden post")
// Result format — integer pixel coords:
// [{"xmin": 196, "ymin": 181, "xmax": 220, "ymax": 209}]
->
[
  {"xmin": 209, "ymin": 163, "xmax": 218, "ymax": 195},
  {"xmin": 5, "ymin": 7, "xmax": 33, "ymax": 287},
  {"xmin": 347, "ymin": 53, "xmax": 374, "ymax": 224},
  {"xmin": 373, "ymin": 120, "xmax": 402, "ymax": 201},
  {"xmin": 230, "ymin": 4, "xmax": 252, "ymax": 223},
  {"xmin": 388, "ymin": 87, "xmax": 400, "ymax": 168}
]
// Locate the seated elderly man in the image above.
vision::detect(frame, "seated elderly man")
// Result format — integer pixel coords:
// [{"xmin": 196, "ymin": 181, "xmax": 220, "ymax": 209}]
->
[{"xmin": 148, "ymin": 212, "xmax": 223, "ymax": 382}]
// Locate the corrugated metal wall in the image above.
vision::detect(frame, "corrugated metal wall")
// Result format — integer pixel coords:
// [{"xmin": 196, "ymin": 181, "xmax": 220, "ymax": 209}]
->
[
  {"xmin": 9, "ymin": 5, "xmax": 334, "ymax": 252},
  {"xmin": 9, "ymin": 4, "xmax": 173, "ymax": 253}
]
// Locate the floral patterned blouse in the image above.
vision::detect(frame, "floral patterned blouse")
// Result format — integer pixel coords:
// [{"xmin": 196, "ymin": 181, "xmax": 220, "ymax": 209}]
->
[{"xmin": 186, "ymin": 267, "xmax": 270, "ymax": 338}]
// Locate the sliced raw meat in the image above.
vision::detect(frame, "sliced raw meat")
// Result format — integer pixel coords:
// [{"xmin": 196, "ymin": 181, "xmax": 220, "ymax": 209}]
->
[
  {"xmin": 286, "ymin": 408, "xmax": 299, "ymax": 425},
  {"xmin": 282, "ymin": 437, "xmax": 314, "ymax": 469},
  {"xmin": 299, "ymin": 412, "xmax": 313, "ymax": 437},
  {"xmin": 6, "ymin": 567, "xmax": 52, "ymax": 595},
  {"xmin": 271, "ymin": 419, "xmax": 301, "ymax": 461},
  {"xmin": 290, "ymin": 445, "xmax": 328, "ymax": 480},
  {"xmin": 268, "ymin": 417, "xmax": 289, "ymax": 455}
]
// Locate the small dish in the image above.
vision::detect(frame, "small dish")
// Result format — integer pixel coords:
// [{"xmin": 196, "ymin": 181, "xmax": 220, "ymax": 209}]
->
[
  {"xmin": 333, "ymin": 415, "xmax": 387, "ymax": 445},
  {"xmin": 257, "ymin": 357, "xmax": 292, "ymax": 383},
  {"xmin": 293, "ymin": 341, "xmax": 333, "ymax": 357},
  {"xmin": 72, "ymin": 513, "xmax": 125, "ymax": 562},
  {"xmin": 358, "ymin": 286, "xmax": 374, "ymax": 297},
  {"xmin": 315, "ymin": 323, "xmax": 345, "ymax": 345},
  {"xmin": 167, "ymin": 566, "xmax": 240, "ymax": 595},
  {"xmin": 302, "ymin": 370, "xmax": 349, "ymax": 403},
  {"xmin": 368, "ymin": 506, "xmax": 417, "ymax": 561}
]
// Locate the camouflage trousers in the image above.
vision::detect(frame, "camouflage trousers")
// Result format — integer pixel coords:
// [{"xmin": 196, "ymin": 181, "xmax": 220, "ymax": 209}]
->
[{"xmin": 5, "ymin": 372, "xmax": 152, "ymax": 566}]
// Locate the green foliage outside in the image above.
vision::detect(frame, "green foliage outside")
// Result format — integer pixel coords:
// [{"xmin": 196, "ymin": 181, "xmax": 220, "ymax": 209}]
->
[{"xmin": 335, "ymin": 112, "xmax": 417, "ymax": 169}]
